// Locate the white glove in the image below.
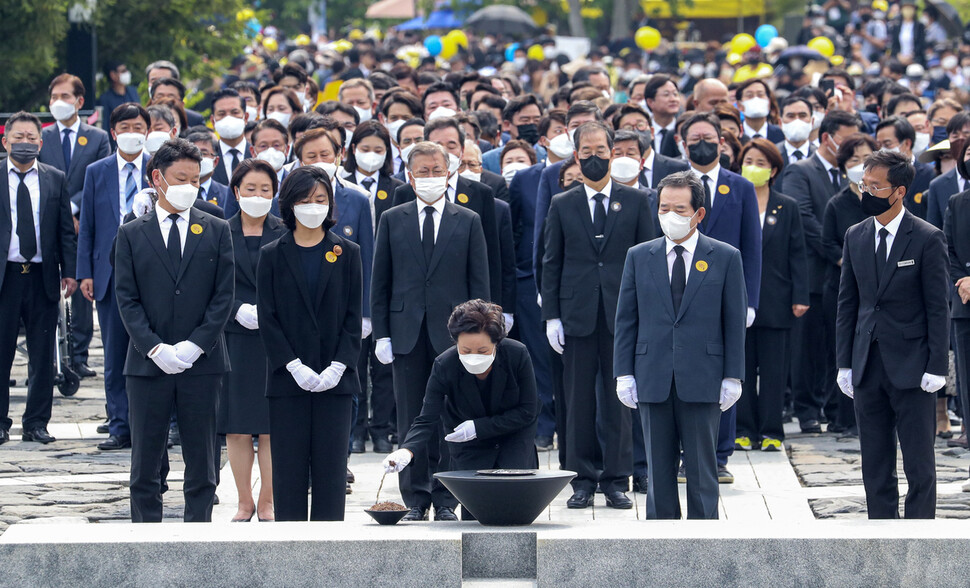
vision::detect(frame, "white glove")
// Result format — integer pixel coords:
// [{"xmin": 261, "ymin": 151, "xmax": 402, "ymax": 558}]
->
[
  {"xmin": 546, "ymin": 319, "xmax": 564, "ymax": 355},
  {"xmin": 313, "ymin": 361, "xmax": 346, "ymax": 392},
  {"xmin": 444, "ymin": 420, "xmax": 477, "ymax": 442},
  {"xmin": 837, "ymin": 368, "xmax": 854, "ymax": 399},
  {"xmin": 616, "ymin": 375, "xmax": 638, "ymax": 409},
  {"xmin": 235, "ymin": 304, "xmax": 259, "ymax": 330},
  {"xmin": 148, "ymin": 343, "xmax": 193, "ymax": 375},
  {"xmin": 173, "ymin": 340, "xmax": 203, "ymax": 365},
  {"xmin": 536, "ymin": 293, "xmax": 542, "ymax": 307},
  {"xmin": 746, "ymin": 307, "xmax": 756, "ymax": 328},
  {"xmin": 503, "ymin": 313, "xmax": 514, "ymax": 335},
  {"xmin": 383, "ymin": 448, "xmax": 413, "ymax": 473},
  {"xmin": 132, "ymin": 188, "xmax": 155, "ymax": 218},
  {"xmin": 287, "ymin": 358, "xmax": 322, "ymax": 391},
  {"xmin": 361, "ymin": 317, "xmax": 373, "ymax": 339},
  {"xmin": 375, "ymin": 337, "xmax": 394, "ymax": 364},
  {"xmin": 921, "ymin": 373, "xmax": 946, "ymax": 393},
  {"xmin": 719, "ymin": 378, "xmax": 742, "ymax": 412}
]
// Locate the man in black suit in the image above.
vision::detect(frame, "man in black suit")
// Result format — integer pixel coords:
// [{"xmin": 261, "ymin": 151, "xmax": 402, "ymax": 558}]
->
[
  {"xmin": 643, "ymin": 76, "xmax": 682, "ymax": 159},
  {"xmin": 0, "ymin": 112, "xmax": 77, "ymax": 446},
  {"xmin": 780, "ymin": 110, "xmax": 861, "ymax": 434},
  {"xmin": 836, "ymin": 150, "xmax": 949, "ymax": 519},
  {"xmin": 114, "ymin": 139, "xmax": 234, "ymax": 522},
  {"xmin": 372, "ymin": 142, "xmax": 490, "ymax": 522},
  {"xmin": 875, "ymin": 116, "xmax": 936, "ymax": 220},
  {"xmin": 40, "ymin": 74, "xmax": 111, "ymax": 378},
  {"xmin": 542, "ymin": 121, "xmax": 656, "ymax": 509},
  {"xmin": 209, "ymin": 89, "xmax": 251, "ymax": 186}
]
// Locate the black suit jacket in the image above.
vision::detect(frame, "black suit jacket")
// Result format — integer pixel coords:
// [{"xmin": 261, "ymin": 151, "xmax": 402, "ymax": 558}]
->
[
  {"xmin": 226, "ymin": 213, "xmax": 285, "ymax": 334},
  {"xmin": 836, "ymin": 211, "xmax": 950, "ymax": 389},
  {"xmin": 393, "ymin": 177, "xmax": 501, "ymax": 303},
  {"xmin": 371, "ymin": 199, "xmax": 490, "ymax": 356},
  {"xmin": 374, "ymin": 174, "xmax": 405, "ymax": 225},
  {"xmin": 926, "ymin": 167, "xmax": 961, "ymax": 229},
  {"xmin": 774, "ymin": 141, "xmax": 815, "ymax": 194},
  {"xmin": 114, "ymin": 207, "xmax": 235, "ymax": 376},
  {"xmin": 541, "ymin": 183, "xmax": 656, "ymax": 336},
  {"xmin": 495, "ymin": 198, "xmax": 517, "ymax": 312},
  {"xmin": 645, "ymin": 152, "xmax": 690, "ymax": 189},
  {"xmin": 903, "ymin": 162, "xmax": 936, "ymax": 221},
  {"xmin": 821, "ymin": 187, "xmax": 868, "ymax": 294},
  {"xmin": 780, "ymin": 154, "xmax": 846, "ymax": 294},
  {"xmin": 39, "ymin": 122, "xmax": 111, "ymax": 209},
  {"xmin": 257, "ymin": 230, "xmax": 362, "ymax": 397},
  {"xmin": 889, "ymin": 20, "xmax": 927, "ymax": 64},
  {"xmin": 944, "ymin": 191, "xmax": 970, "ymax": 320},
  {"xmin": 0, "ymin": 162, "xmax": 76, "ymax": 302},
  {"xmin": 212, "ymin": 141, "xmax": 251, "ymax": 185},
  {"xmin": 657, "ymin": 126, "xmax": 680, "ymax": 159},
  {"xmin": 752, "ymin": 191, "xmax": 810, "ymax": 329},
  {"xmin": 480, "ymin": 169, "xmax": 510, "ymax": 203}
]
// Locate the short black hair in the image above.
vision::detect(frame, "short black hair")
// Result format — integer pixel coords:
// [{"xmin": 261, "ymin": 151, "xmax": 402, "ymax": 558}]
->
[
  {"xmin": 573, "ymin": 121, "xmax": 614, "ymax": 152},
  {"xmin": 864, "ymin": 149, "xmax": 915, "ymax": 192},
  {"xmin": 211, "ymin": 88, "xmax": 246, "ymax": 113},
  {"xmin": 345, "ymin": 120, "xmax": 394, "ymax": 176},
  {"xmin": 475, "ymin": 94, "xmax": 507, "ymax": 113},
  {"xmin": 657, "ymin": 170, "xmax": 705, "ymax": 212},
  {"xmin": 185, "ymin": 129, "xmax": 218, "ymax": 153},
  {"xmin": 875, "ymin": 116, "xmax": 916, "ymax": 149},
  {"xmin": 421, "ymin": 82, "xmax": 459, "ymax": 110},
  {"xmin": 275, "ymin": 62, "xmax": 308, "ymax": 85},
  {"xmin": 947, "ymin": 112, "xmax": 970, "ymax": 136},
  {"xmin": 471, "ymin": 111, "xmax": 499, "ymax": 141},
  {"xmin": 886, "ymin": 93, "xmax": 923, "ymax": 116},
  {"xmin": 277, "ymin": 166, "xmax": 336, "ymax": 232},
  {"xmin": 397, "ymin": 118, "xmax": 426, "ymax": 144},
  {"xmin": 150, "ymin": 77, "xmax": 185, "ymax": 100},
  {"xmin": 572, "ymin": 66, "xmax": 609, "ymax": 85},
  {"xmin": 565, "ymin": 100, "xmax": 604, "ymax": 125},
  {"xmin": 424, "ymin": 117, "xmax": 465, "ymax": 145},
  {"xmin": 447, "ymin": 299, "xmax": 506, "ymax": 344},
  {"xmin": 147, "ymin": 137, "xmax": 202, "ymax": 181},
  {"xmin": 835, "ymin": 133, "xmax": 878, "ymax": 171},
  {"xmin": 643, "ymin": 75, "xmax": 675, "ymax": 101},
  {"xmin": 379, "ymin": 90, "xmax": 422, "ymax": 118},
  {"xmin": 367, "ymin": 71, "xmax": 397, "ymax": 92},
  {"xmin": 5, "ymin": 111, "xmax": 42, "ymax": 134},
  {"xmin": 289, "ymin": 112, "xmax": 326, "ymax": 137},
  {"xmin": 613, "ymin": 129, "xmax": 648, "ymax": 157},
  {"xmin": 680, "ymin": 112, "xmax": 722, "ymax": 140},
  {"xmin": 502, "ymin": 94, "xmax": 542, "ymax": 123},
  {"xmin": 110, "ymin": 102, "xmax": 151, "ymax": 129},
  {"xmin": 780, "ymin": 96, "xmax": 813, "ymax": 115},
  {"xmin": 316, "ymin": 101, "xmax": 358, "ymax": 124},
  {"xmin": 819, "ymin": 110, "xmax": 862, "ymax": 141},
  {"xmin": 229, "ymin": 158, "xmax": 279, "ymax": 197},
  {"xmin": 229, "ymin": 80, "xmax": 260, "ymax": 105},
  {"xmin": 251, "ymin": 119, "xmax": 289, "ymax": 145}
]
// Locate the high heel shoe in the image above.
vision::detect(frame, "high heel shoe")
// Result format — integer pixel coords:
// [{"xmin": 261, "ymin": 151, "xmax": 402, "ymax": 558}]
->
[{"xmin": 231, "ymin": 511, "xmax": 255, "ymax": 522}]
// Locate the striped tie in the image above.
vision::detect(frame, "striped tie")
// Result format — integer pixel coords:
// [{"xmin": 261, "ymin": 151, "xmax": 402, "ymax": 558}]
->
[{"xmin": 124, "ymin": 162, "xmax": 137, "ymax": 212}]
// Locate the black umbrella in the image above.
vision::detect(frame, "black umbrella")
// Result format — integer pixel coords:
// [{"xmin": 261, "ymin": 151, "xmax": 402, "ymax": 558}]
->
[
  {"xmin": 774, "ymin": 46, "xmax": 826, "ymax": 67},
  {"xmin": 925, "ymin": 0, "xmax": 963, "ymax": 38},
  {"xmin": 464, "ymin": 5, "xmax": 539, "ymax": 36}
]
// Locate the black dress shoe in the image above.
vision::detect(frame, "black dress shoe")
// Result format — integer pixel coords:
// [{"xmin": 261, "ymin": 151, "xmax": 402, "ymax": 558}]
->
[
  {"xmin": 22, "ymin": 428, "xmax": 55, "ymax": 444},
  {"xmin": 98, "ymin": 435, "xmax": 131, "ymax": 450},
  {"xmin": 632, "ymin": 475, "xmax": 649, "ymax": 493},
  {"xmin": 717, "ymin": 465, "xmax": 735, "ymax": 484},
  {"xmin": 372, "ymin": 438, "xmax": 393, "ymax": 453},
  {"xmin": 389, "ymin": 433, "xmax": 399, "ymax": 444},
  {"xmin": 0, "ymin": 428, "xmax": 9, "ymax": 445},
  {"xmin": 535, "ymin": 435, "xmax": 553, "ymax": 451},
  {"xmin": 826, "ymin": 423, "xmax": 846, "ymax": 434},
  {"xmin": 604, "ymin": 491, "xmax": 633, "ymax": 509},
  {"xmin": 566, "ymin": 490, "xmax": 594, "ymax": 509},
  {"xmin": 346, "ymin": 467, "xmax": 355, "ymax": 483},
  {"xmin": 434, "ymin": 506, "xmax": 459, "ymax": 521},
  {"xmin": 345, "ymin": 483, "xmax": 352, "ymax": 495},
  {"xmin": 402, "ymin": 506, "xmax": 429, "ymax": 521},
  {"xmin": 75, "ymin": 363, "xmax": 96, "ymax": 378},
  {"xmin": 350, "ymin": 438, "xmax": 366, "ymax": 453},
  {"xmin": 96, "ymin": 423, "xmax": 109, "ymax": 434},
  {"xmin": 213, "ymin": 494, "xmax": 220, "ymax": 505},
  {"xmin": 800, "ymin": 419, "xmax": 822, "ymax": 434}
]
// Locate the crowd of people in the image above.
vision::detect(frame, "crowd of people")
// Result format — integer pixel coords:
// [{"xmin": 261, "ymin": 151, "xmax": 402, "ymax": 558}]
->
[{"xmin": 2, "ymin": 0, "xmax": 970, "ymax": 523}]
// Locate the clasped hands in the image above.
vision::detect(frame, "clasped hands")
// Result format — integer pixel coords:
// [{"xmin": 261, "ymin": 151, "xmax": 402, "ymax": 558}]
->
[{"xmin": 286, "ymin": 358, "xmax": 347, "ymax": 392}]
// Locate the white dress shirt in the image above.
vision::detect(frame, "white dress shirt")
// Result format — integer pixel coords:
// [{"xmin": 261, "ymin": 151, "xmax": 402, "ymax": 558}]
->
[
  {"xmin": 689, "ymin": 162, "xmax": 721, "ymax": 209},
  {"xmin": 583, "ymin": 180, "xmax": 612, "ymax": 224},
  {"xmin": 116, "ymin": 152, "xmax": 143, "ymax": 220},
  {"xmin": 7, "ymin": 159, "xmax": 42, "ymax": 263},
  {"xmin": 665, "ymin": 228, "xmax": 699, "ymax": 284},
  {"xmin": 642, "ymin": 150, "xmax": 656, "ymax": 188},
  {"xmin": 899, "ymin": 21, "xmax": 915, "ymax": 57},
  {"xmin": 355, "ymin": 170, "xmax": 380, "ymax": 232},
  {"xmin": 156, "ymin": 203, "xmax": 190, "ymax": 255},
  {"xmin": 652, "ymin": 120, "xmax": 675, "ymax": 154},
  {"xmin": 743, "ymin": 119, "xmax": 767, "ymax": 139},
  {"xmin": 219, "ymin": 140, "xmax": 245, "ymax": 179},
  {"xmin": 446, "ymin": 172, "xmax": 459, "ymax": 202},
  {"xmin": 56, "ymin": 118, "xmax": 81, "ymax": 161},
  {"xmin": 784, "ymin": 141, "xmax": 809, "ymax": 161},
  {"xmin": 873, "ymin": 206, "xmax": 905, "ymax": 260},
  {"xmin": 416, "ymin": 194, "xmax": 446, "ymax": 242}
]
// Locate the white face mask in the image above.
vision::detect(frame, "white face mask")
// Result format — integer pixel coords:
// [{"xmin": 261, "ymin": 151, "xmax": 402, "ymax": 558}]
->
[
  {"xmin": 548, "ymin": 132, "xmax": 574, "ymax": 159},
  {"xmin": 447, "ymin": 153, "xmax": 461, "ymax": 175},
  {"xmin": 610, "ymin": 157, "xmax": 642, "ymax": 183},
  {"xmin": 119, "ymin": 71, "xmax": 132, "ymax": 86},
  {"xmin": 257, "ymin": 148, "xmax": 287, "ymax": 172},
  {"xmin": 846, "ymin": 163, "xmax": 865, "ymax": 185},
  {"xmin": 145, "ymin": 131, "xmax": 171, "ymax": 155},
  {"xmin": 412, "ymin": 175, "xmax": 448, "ymax": 203},
  {"xmin": 311, "ymin": 160, "xmax": 338, "ymax": 180},
  {"xmin": 658, "ymin": 210, "xmax": 697, "ymax": 242},
  {"xmin": 459, "ymin": 349, "xmax": 495, "ymax": 375},
  {"xmin": 913, "ymin": 132, "xmax": 931, "ymax": 156},
  {"xmin": 116, "ymin": 132, "xmax": 146, "ymax": 155},
  {"xmin": 353, "ymin": 106, "xmax": 372, "ymax": 123},
  {"xmin": 742, "ymin": 97, "xmax": 770, "ymax": 119},
  {"xmin": 301, "ymin": 95, "xmax": 314, "ymax": 112},
  {"xmin": 160, "ymin": 175, "xmax": 197, "ymax": 212},
  {"xmin": 214, "ymin": 116, "xmax": 246, "ymax": 140},
  {"xmin": 199, "ymin": 157, "xmax": 215, "ymax": 178},
  {"xmin": 782, "ymin": 119, "xmax": 812, "ymax": 144},
  {"xmin": 266, "ymin": 111, "xmax": 291, "ymax": 128},
  {"xmin": 293, "ymin": 203, "xmax": 329, "ymax": 229},
  {"xmin": 50, "ymin": 100, "xmax": 77, "ymax": 122},
  {"xmin": 400, "ymin": 144, "xmax": 416, "ymax": 166},
  {"xmin": 459, "ymin": 169, "xmax": 481, "ymax": 183},
  {"xmin": 386, "ymin": 119, "xmax": 406, "ymax": 143},
  {"xmin": 238, "ymin": 195, "xmax": 273, "ymax": 218},
  {"xmin": 356, "ymin": 150, "xmax": 386, "ymax": 173},
  {"xmin": 502, "ymin": 162, "xmax": 530, "ymax": 184},
  {"xmin": 246, "ymin": 106, "xmax": 259, "ymax": 121},
  {"xmin": 811, "ymin": 111, "xmax": 824, "ymax": 130},
  {"xmin": 428, "ymin": 107, "xmax": 457, "ymax": 121}
]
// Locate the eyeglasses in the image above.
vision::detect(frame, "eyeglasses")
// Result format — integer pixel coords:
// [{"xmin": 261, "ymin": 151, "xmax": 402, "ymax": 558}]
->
[
  {"xmin": 857, "ymin": 182, "xmax": 895, "ymax": 194},
  {"xmin": 621, "ymin": 121, "xmax": 650, "ymax": 131}
]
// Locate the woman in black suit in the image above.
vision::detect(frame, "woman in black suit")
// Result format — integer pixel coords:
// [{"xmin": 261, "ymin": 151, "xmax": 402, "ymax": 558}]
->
[
  {"xmin": 221, "ymin": 159, "xmax": 285, "ymax": 522},
  {"xmin": 736, "ymin": 139, "xmax": 810, "ymax": 451},
  {"xmin": 821, "ymin": 134, "xmax": 877, "ymax": 438},
  {"xmin": 257, "ymin": 166, "xmax": 363, "ymax": 521},
  {"xmin": 383, "ymin": 299, "xmax": 538, "ymax": 515}
]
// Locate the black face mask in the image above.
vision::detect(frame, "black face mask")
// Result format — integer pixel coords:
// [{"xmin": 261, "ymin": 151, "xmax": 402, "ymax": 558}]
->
[
  {"xmin": 9, "ymin": 142, "xmax": 39, "ymax": 165},
  {"xmin": 688, "ymin": 140, "xmax": 720, "ymax": 166},
  {"xmin": 637, "ymin": 129, "xmax": 653, "ymax": 149},
  {"xmin": 719, "ymin": 153, "xmax": 732, "ymax": 170},
  {"xmin": 964, "ymin": 160, "xmax": 970, "ymax": 179},
  {"xmin": 565, "ymin": 180, "xmax": 584, "ymax": 191},
  {"xmin": 860, "ymin": 189, "xmax": 898, "ymax": 216},
  {"xmin": 865, "ymin": 103, "xmax": 880, "ymax": 115},
  {"xmin": 932, "ymin": 125, "xmax": 948, "ymax": 144},
  {"xmin": 579, "ymin": 155, "xmax": 610, "ymax": 183},
  {"xmin": 516, "ymin": 123, "xmax": 540, "ymax": 145}
]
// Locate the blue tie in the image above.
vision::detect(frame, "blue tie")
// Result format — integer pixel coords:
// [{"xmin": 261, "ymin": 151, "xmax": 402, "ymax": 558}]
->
[
  {"xmin": 124, "ymin": 162, "xmax": 137, "ymax": 212},
  {"xmin": 62, "ymin": 129, "xmax": 73, "ymax": 171}
]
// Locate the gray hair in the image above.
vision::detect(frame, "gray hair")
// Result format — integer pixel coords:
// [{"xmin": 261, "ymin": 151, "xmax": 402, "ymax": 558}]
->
[
  {"xmin": 146, "ymin": 60, "xmax": 180, "ymax": 80},
  {"xmin": 573, "ymin": 121, "xmax": 614, "ymax": 152},
  {"xmin": 407, "ymin": 141, "xmax": 448, "ymax": 169},
  {"xmin": 657, "ymin": 171, "xmax": 705, "ymax": 212},
  {"xmin": 146, "ymin": 105, "xmax": 176, "ymax": 131}
]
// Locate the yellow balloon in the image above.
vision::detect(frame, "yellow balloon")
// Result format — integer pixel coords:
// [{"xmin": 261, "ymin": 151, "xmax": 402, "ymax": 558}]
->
[
  {"xmin": 262, "ymin": 37, "xmax": 278, "ymax": 52},
  {"xmin": 236, "ymin": 8, "xmax": 255, "ymax": 21},
  {"xmin": 731, "ymin": 33, "xmax": 756, "ymax": 55},
  {"xmin": 726, "ymin": 52, "xmax": 742, "ymax": 65},
  {"xmin": 446, "ymin": 30, "xmax": 468, "ymax": 49},
  {"xmin": 334, "ymin": 39, "xmax": 353, "ymax": 53},
  {"xmin": 294, "ymin": 34, "xmax": 310, "ymax": 46},
  {"xmin": 808, "ymin": 36, "xmax": 835, "ymax": 58},
  {"xmin": 830, "ymin": 55, "xmax": 845, "ymax": 66},
  {"xmin": 635, "ymin": 27, "xmax": 661, "ymax": 51},
  {"xmin": 441, "ymin": 36, "xmax": 458, "ymax": 60},
  {"xmin": 527, "ymin": 45, "xmax": 545, "ymax": 61},
  {"xmin": 348, "ymin": 29, "xmax": 364, "ymax": 41}
]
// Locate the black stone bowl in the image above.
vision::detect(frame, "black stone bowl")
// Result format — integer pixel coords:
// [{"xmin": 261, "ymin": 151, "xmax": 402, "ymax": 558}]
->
[
  {"xmin": 434, "ymin": 469, "xmax": 576, "ymax": 526},
  {"xmin": 364, "ymin": 508, "xmax": 409, "ymax": 525}
]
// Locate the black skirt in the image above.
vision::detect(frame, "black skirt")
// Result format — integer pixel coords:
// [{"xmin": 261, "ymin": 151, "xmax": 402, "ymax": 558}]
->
[{"xmin": 219, "ymin": 329, "xmax": 271, "ymax": 434}]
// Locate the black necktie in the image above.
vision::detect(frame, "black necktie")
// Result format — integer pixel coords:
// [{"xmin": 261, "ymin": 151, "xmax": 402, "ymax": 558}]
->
[
  {"xmin": 830, "ymin": 169, "xmax": 841, "ymax": 191},
  {"xmin": 658, "ymin": 128, "xmax": 668, "ymax": 150},
  {"xmin": 671, "ymin": 245, "xmax": 686, "ymax": 314},
  {"xmin": 702, "ymin": 176, "xmax": 712, "ymax": 231},
  {"xmin": 422, "ymin": 205, "xmax": 435, "ymax": 265},
  {"xmin": 592, "ymin": 193, "xmax": 607, "ymax": 236},
  {"xmin": 62, "ymin": 129, "xmax": 73, "ymax": 171},
  {"xmin": 15, "ymin": 171, "xmax": 37, "ymax": 261},
  {"xmin": 793, "ymin": 150, "xmax": 804, "ymax": 161},
  {"xmin": 752, "ymin": 133, "xmax": 762, "ymax": 139},
  {"xmin": 229, "ymin": 149, "xmax": 240, "ymax": 173},
  {"xmin": 875, "ymin": 227, "xmax": 889, "ymax": 282},
  {"xmin": 167, "ymin": 213, "xmax": 182, "ymax": 270},
  {"xmin": 198, "ymin": 186, "xmax": 206, "ymax": 201},
  {"xmin": 362, "ymin": 177, "xmax": 375, "ymax": 193}
]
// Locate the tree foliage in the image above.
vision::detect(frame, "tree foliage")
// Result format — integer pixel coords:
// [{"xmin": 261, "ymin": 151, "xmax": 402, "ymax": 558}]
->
[{"xmin": 0, "ymin": 0, "xmax": 71, "ymax": 111}]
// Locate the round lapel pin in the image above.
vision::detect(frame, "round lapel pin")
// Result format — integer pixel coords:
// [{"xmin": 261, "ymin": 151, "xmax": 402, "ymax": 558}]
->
[
  {"xmin": 333, "ymin": 245, "xmax": 343, "ymax": 256},
  {"xmin": 766, "ymin": 215, "xmax": 777, "ymax": 225},
  {"xmin": 457, "ymin": 193, "xmax": 469, "ymax": 204},
  {"xmin": 77, "ymin": 136, "xmax": 88, "ymax": 146},
  {"xmin": 611, "ymin": 201, "xmax": 622, "ymax": 212},
  {"xmin": 325, "ymin": 251, "xmax": 338, "ymax": 263},
  {"xmin": 718, "ymin": 185, "xmax": 730, "ymax": 195},
  {"xmin": 190, "ymin": 224, "xmax": 203, "ymax": 235},
  {"xmin": 695, "ymin": 260, "xmax": 708, "ymax": 272},
  {"xmin": 377, "ymin": 190, "xmax": 388, "ymax": 200},
  {"xmin": 343, "ymin": 225, "xmax": 353, "ymax": 237}
]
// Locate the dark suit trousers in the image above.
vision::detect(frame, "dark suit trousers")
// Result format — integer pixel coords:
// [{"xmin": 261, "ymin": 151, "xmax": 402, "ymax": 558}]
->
[
  {"xmin": 952, "ymin": 319, "xmax": 970, "ymax": 476},
  {"xmin": 515, "ymin": 276, "xmax": 555, "ymax": 438},
  {"xmin": 854, "ymin": 342, "xmax": 936, "ymax": 519},
  {"xmin": 392, "ymin": 319, "xmax": 455, "ymax": 510},
  {"xmin": 269, "ymin": 392, "xmax": 352, "ymax": 521},
  {"xmin": 0, "ymin": 264, "xmax": 58, "ymax": 430},
  {"xmin": 562, "ymin": 300, "xmax": 632, "ymax": 493},
  {"xmin": 97, "ymin": 276, "xmax": 131, "ymax": 438},
  {"xmin": 641, "ymin": 382, "xmax": 721, "ymax": 519},
  {"xmin": 549, "ymin": 337, "xmax": 567, "ymax": 470},
  {"xmin": 792, "ymin": 293, "xmax": 838, "ymax": 423},
  {"xmin": 128, "ymin": 373, "xmax": 221, "ymax": 523},
  {"xmin": 354, "ymin": 334, "xmax": 395, "ymax": 441},
  {"xmin": 70, "ymin": 289, "xmax": 93, "ymax": 364},
  {"xmin": 825, "ymin": 285, "xmax": 855, "ymax": 430},
  {"xmin": 738, "ymin": 327, "xmax": 789, "ymax": 441}
]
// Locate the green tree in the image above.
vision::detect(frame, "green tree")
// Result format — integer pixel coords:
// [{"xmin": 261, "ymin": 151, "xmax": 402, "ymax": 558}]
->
[{"xmin": 0, "ymin": 0, "xmax": 71, "ymax": 111}]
